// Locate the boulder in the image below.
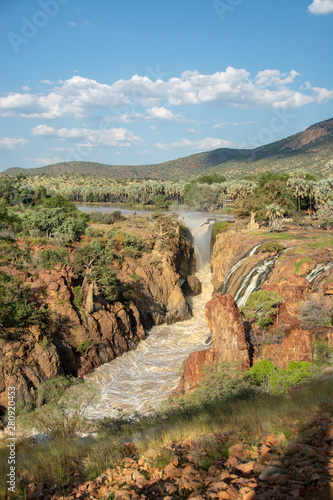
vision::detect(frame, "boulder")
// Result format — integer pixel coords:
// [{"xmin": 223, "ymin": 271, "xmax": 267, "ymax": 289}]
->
[{"xmin": 182, "ymin": 275, "xmax": 202, "ymax": 296}]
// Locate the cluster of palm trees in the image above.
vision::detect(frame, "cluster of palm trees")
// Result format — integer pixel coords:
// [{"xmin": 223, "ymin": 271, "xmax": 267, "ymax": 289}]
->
[
  {"xmin": 50, "ymin": 180, "xmax": 187, "ymax": 206},
  {"xmin": 22, "ymin": 171, "xmax": 333, "ymax": 219}
]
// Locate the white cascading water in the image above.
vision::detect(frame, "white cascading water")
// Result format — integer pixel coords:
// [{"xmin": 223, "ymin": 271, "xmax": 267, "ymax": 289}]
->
[
  {"xmin": 306, "ymin": 262, "xmax": 333, "ymax": 282},
  {"xmin": 84, "ymin": 214, "xmax": 215, "ymax": 419},
  {"xmin": 220, "ymin": 244, "xmax": 263, "ymax": 295},
  {"xmin": 235, "ymin": 257, "xmax": 277, "ymax": 308}
]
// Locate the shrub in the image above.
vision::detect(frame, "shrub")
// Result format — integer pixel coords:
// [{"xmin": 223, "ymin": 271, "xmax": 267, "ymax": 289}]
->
[
  {"xmin": 73, "ymin": 285, "xmax": 83, "ymax": 310},
  {"xmin": 300, "ymin": 298, "xmax": 332, "ymax": 325},
  {"xmin": 241, "ymin": 290, "xmax": 281, "ymax": 327},
  {"xmin": 34, "ymin": 248, "xmax": 68, "ymax": 270},
  {"xmin": 0, "ymin": 272, "xmax": 46, "ymax": 338},
  {"xmin": 19, "ymin": 376, "xmax": 98, "ymax": 441},
  {"xmin": 85, "ymin": 226, "xmax": 98, "ymax": 238},
  {"xmin": 259, "ymin": 242, "xmax": 284, "ymax": 254},
  {"xmin": 245, "ymin": 359, "xmax": 317, "ymax": 394},
  {"xmin": 245, "ymin": 359, "xmax": 276, "ymax": 386},
  {"xmin": 89, "ymin": 210, "xmax": 125, "ymax": 225},
  {"xmin": 76, "ymin": 341, "xmax": 92, "ymax": 354},
  {"xmin": 123, "ymin": 246, "xmax": 141, "ymax": 259},
  {"xmin": 312, "ymin": 340, "xmax": 333, "ymax": 366}
]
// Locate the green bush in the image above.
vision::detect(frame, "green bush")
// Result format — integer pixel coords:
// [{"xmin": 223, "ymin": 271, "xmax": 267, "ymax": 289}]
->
[
  {"xmin": 73, "ymin": 285, "xmax": 83, "ymax": 310},
  {"xmin": 0, "ymin": 272, "xmax": 46, "ymax": 338},
  {"xmin": 89, "ymin": 210, "xmax": 125, "ymax": 225},
  {"xmin": 245, "ymin": 359, "xmax": 276, "ymax": 386},
  {"xmin": 241, "ymin": 290, "xmax": 281, "ymax": 327},
  {"xmin": 245, "ymin": 359, "xmax": 317, "ymax": 394},
  {"xmin": 312, "ymin": 340, "xmax": 333, "ymax": 366},
  {"xmin": 123, "ymin": 246, "xmax": 141, "ymax": 259},
  {"xmin": 76, "ymin": 341, "xmax": 92, "ymax": 354},
  {"xmin": 85, "ymin": 226, "xmax": 98, "ymax": 238},
  {"xmin": 259, "ymin": 242, "xmax": 284, "ymax": 254},
  {"xmin": 34, "ymin": 248, "xmax": 68, "ymax": 270}
]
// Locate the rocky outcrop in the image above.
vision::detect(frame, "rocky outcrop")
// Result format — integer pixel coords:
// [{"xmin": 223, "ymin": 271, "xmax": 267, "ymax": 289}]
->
[
  {"xmin": 0, "ymin": 336, "xmax": 62, "ymax": 410},
  {"xmin": 172, "ymin": 350, "xmax": 215, "ymax": 395},
  {"xmin": 123, "ymin": 251, "xmax": 191, "ymax": 327},
  {"xmin": 175, "ymin": 294, "xmax": 251, "ymax": 396},
  {"xmin": 205, "ymin": 294, "xmax": 250, "ymax": 369}
]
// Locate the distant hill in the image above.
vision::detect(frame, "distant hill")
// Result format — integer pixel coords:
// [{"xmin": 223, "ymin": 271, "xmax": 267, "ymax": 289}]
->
[{"xmin": 3, "ymin": 117, "xmax": 333, "ymax": 180}]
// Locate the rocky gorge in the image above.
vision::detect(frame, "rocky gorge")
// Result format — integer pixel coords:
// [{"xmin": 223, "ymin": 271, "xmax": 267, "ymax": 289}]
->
[{"xmin": 0, "ymin": 214, "xmax": 196, "ymax": 414}]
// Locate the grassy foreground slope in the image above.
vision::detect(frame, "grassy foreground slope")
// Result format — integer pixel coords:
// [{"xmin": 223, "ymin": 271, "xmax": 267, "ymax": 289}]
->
[{"xmin": 3, "ymin": 117, "xmax": 333, "ymax": 180}]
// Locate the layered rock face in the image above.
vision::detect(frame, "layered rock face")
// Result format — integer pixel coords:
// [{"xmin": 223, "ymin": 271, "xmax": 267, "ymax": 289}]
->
[
  {"xmin": 0, "ymin": 239, "xmax": 194, "ymax": 411},
  {"xmin": 177, "ymin": 228, "xmax": 333, "ymax": 394},
  {"xmin": 205, "ymin": 294, "xmax": 250, "ymax": 369}
]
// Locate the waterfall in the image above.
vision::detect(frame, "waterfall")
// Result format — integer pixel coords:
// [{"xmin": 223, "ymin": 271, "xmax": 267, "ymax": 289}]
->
[
  {"xmin": 306, "ymin": 262, "xmax": 333, "ymax": 283},
  {"xmin": 83, "ymin": 211, "xmax": 219, "ymax": 418},
  {"xmin": 220, "ymin": 243, "xmax": 263, "ymax": 294},
  {"xmin": 235, "ymin": 257, "xmax": 277, "ymax": 308},
  {"xmin": 178, "ymin": 212, "xmax": 215, "ymax": 268}
]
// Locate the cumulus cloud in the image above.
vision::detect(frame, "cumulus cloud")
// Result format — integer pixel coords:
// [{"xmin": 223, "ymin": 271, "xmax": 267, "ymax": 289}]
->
[
  {"xmin": 156, "ymin": 137, "xmax": 235, "ymax": 151},
  {"xmin": 0, "ymin": 137, "xmax": 29, "ymax": 149},
  {"xmin": 147, "ymin": 106, "xmax": 177, "ymax": 120},
  {"xmin": 308, "ymin": 0, "xmax": 333, "ymax": 14},
  {"xmin": 31, "ymin": 125, "xmax": 143, "ymax": 147},
  {"xmin": 0, "ymin": 68, "xmax": 332, "ymax": 120}
]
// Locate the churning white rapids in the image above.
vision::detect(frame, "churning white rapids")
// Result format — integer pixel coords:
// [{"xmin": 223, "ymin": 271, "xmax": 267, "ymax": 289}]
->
[{"xmin": 84, "ymin": 264, "xmax": 213, "ymax": 419}]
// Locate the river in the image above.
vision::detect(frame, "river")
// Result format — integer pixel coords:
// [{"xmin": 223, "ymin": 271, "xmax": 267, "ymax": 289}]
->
[{"xmin": 77, "ymin": 204, "xmax": 231, "ymax": 418}]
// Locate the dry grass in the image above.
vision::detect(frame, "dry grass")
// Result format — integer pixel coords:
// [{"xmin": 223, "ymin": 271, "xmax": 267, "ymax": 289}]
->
[{"xmin": 1, "ymin": 370, "xmax": 332, "ymax": 499}]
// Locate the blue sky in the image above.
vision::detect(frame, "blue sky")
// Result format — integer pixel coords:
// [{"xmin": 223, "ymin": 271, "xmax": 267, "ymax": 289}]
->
[{"xmin": 0, "ymin": 0, "xmax": 332, "ymax": 172}]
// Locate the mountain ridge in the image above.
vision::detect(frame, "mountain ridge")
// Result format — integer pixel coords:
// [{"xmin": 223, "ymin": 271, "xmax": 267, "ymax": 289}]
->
[{"xmin": 3, "ymin": 117, "xmax": 333, "ymax": 179}]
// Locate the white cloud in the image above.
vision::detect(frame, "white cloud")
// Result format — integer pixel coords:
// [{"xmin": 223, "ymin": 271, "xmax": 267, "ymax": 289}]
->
[
  {"xmin": 69, "ymin": 21, "xmax": 76, "ymax": 27},
  {"xmin": 255, "ymin": 69, "xmax": 299, "ymax": 87},
  {"xmin": 156, "ymin": 137, "xmax": 235, "ymax": 151},
  {"xmin": 147, "ymin": 106, "xmax": 175, "ymax": 120},
  {"xmin": 21, "ymin": 85, "xmax": 30, "ymax": 92},
  {"xmin": 0, "ymin": 137, "xmax": 29, "ymax": 149},
  {"xmin": 213, "ymin": 121, "xmax": 231, "ymax": 129},
  {"xmin": 233, "ymin": 121, "xmax": 256, "ymax": 126},
  {"xmin": 41, "ymin": 80, "xmax": 53, "ymax": 85},
  {"xmin": 0, "ymin": 68, "xmax": 332, "ymax": 120},
  {"xmin": 186, "ymin": 128, "xmax": 198, "ymax": 133},
  {"xmin": 25, "ymin": 156, "xmax": 63, "ymax": 166},
  {"xmin": 31, "ymin": 125, "xmax": 143, "ymax": 147},
  {"xmin": 308, "ymin": 0, "xmax": 333, "ymax": 14}
]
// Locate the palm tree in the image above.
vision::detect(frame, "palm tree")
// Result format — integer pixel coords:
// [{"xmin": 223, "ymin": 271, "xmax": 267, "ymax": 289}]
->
[{"xmin": 266, "ymin": 204, "xmax": 285, "ymax": 232}]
